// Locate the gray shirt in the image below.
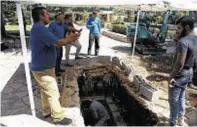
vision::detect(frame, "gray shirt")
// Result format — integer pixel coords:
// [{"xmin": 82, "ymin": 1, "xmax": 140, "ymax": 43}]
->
[
  {"xmin": 177, "ymin": 35, "xmax": 197, "ymax": 68},
  {"xmin": 89, "ymin": 100, "xmax": 110, "ymax": 126}
]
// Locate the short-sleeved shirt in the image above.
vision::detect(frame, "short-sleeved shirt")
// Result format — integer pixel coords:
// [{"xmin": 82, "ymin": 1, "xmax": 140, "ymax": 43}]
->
[
  {"xmin": 89, "ymin": 100, "xmax": 109, "ymax": 120},
  {"xmin": 48, "ymin": 21, "xmax": 65, "ymax": 39},
  {"xmin": 177, "ymin": 35, "xmax": 197, "ymax": 68},
  {"xmin": 30, "ymin": 22, "xmax": 58, "ymax": 71}
]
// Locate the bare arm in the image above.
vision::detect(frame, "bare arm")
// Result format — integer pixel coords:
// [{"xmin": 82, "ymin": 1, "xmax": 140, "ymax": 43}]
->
[{"xmin": 170, "ymin": 53, "xmax": 187, "ymax": 78}]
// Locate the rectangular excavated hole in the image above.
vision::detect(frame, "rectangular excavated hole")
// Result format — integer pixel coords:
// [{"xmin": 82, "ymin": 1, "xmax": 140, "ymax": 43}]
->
[{"xmin": 77, "ymin": 66, "xmax": 159, "ymax": 126}]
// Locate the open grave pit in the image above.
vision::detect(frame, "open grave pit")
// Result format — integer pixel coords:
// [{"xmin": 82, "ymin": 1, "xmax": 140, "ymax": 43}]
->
[{"xmin": 59, "ymin": 56, "xmax": 166, "ymax": 126}]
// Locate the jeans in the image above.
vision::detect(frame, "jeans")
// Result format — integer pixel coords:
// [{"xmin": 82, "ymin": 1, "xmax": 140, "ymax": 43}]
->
[
  {"xmin": 55, "ymin": 47, "xmax": 63, "ymax": 73},
  {"xmin": 88, "ymin": 33, "xmax": 100, "ymax": 55},
  {"xmin": 168, "ymin": 68, "xmax": 193, "ymax": 125},
  {"xmin": 32, "ymin": 68, "xmax": 64, "ymax": 122}
]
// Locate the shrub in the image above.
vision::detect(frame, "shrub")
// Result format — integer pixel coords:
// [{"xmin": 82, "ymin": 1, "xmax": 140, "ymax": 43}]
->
[{"xmin": 112, "ymin": 24, "xmax": 126, "ymax": 35}]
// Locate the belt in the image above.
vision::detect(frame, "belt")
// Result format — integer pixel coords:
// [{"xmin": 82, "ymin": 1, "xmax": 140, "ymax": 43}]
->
[{"xmin": 183, "ymin": 66, "xmax": 190, "ymax": 70}]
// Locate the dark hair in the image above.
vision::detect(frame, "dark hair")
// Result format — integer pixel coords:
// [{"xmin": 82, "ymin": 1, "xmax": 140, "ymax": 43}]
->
[
  {"xmin": 64, "ymin": 14, "xmax": 72, "ymax": 20},
  {"xmin": 55, "ymin": 11, "xmax": 63, "ymax": 19},
  {"xmin": 32, "ymin": 7, "xmax": 46, "ymax": 22},
  {"xmin": 92, "ymin": 10, "xmax": 98, "ymax": 15},
  {"xmin": 176, "ymin": 16, "xmax": 195, "ymax": 30}
]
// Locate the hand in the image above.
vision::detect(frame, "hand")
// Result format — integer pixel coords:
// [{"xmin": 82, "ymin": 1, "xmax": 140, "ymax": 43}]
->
[
  {"xmin": 168, "ymin": 78, "xmax": 176, "ymax": 88},
  {"xmin": 78, "ymin": 28, "xmax": 82, "ymax": 33},
  {"xmin": 67, "ymin": 32, "xmax": 80, "ymax": 43}
]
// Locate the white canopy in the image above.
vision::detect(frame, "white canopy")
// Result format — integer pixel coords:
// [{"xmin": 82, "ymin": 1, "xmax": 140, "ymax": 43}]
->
[{"xmin": 13, "ymin": 0, "xmax": 197, "ymax": 117}]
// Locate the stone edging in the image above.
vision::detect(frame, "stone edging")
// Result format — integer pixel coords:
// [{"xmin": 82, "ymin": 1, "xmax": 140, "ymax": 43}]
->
[{"xmin": 102, "ymin": 29, "xmax": 128, "ymax": 43}]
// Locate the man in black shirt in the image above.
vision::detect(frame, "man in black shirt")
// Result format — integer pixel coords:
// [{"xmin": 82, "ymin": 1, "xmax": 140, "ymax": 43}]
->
[{"xmin": 64, "ymin": 14, "xmax": 83, "ymax": 66}]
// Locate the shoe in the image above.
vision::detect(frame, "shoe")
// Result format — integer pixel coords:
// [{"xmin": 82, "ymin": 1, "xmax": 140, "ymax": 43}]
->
[
  {"xmin": 178, "ymin": 116, "xmax": 184, "ymax": 126},
  {"xmin": 59, "ymin": 68, "xmax": 65, "ymax": 73},
  {"xmin": 65, "ymin": 63, "xmax": 73, "ymax": 67},
  {"xmin": 43, "ymin": 114, "xmax": 51, "ymax": 118},
  {"xmin": 75, "ymin": 56, "xmax": 83, "ymax": 60},
  {"xmin": 54, "ymin": 117, "xmax": 72, "ymax": 125}
]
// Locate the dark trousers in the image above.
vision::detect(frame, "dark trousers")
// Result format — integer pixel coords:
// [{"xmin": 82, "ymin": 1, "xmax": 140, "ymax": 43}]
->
[
  {"xmin": 88, "ymin": 33, "xmax": 100, "ymax": 55},
  {"xmin": 55, "ymin": 47, "xmax": 63, "ymax": 73}
]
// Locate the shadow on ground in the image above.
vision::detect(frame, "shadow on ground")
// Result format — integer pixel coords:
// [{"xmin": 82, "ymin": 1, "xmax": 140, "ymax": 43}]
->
[
  {"xmin": 111, "ymin": 45, "xmax": 132, "ymax": 54},
  {"xmin": 0, "ymin": 63, "xmax": 52, "ymax": 122},
  {"xmin": 146, "ymin": 74, "xmax": 169, "ymax": 82}
]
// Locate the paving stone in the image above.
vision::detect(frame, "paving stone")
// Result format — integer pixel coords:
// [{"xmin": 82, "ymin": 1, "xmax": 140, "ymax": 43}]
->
[
  {"xmin": 121, "ymin": 60, "xmax": 132, "ymax": 76},
  {"xmin": 8, "ymin": 106, "xmax": 31, "ymax": 116},
  {"xmin": 34, "ymin": 96, "xmax": 41, "ymax": 110},
  {"xmin": 0, "ymin": 114, "xmax": 56, "ymax": 127},
  {"xmin": 1, "ymin": 86, "xmax": 14, "ymax": 94},
  {"xmin": 133, "ymin": 75, "xmax": 143, "ymax": 91},
  {"xmin": 17, "ymin": 85, "xmax": 28, "ymax": 92},
  {"xmin": 12, "ymin": 99, "xmax": 27, "ymax": 109},
  {"xmin": 22, "ymin": 95, "xmax": 30, "ymax": 106},
  {"xmin": 139, "ymin": 83, "xmax": 161, "ymax": 102},
  {"xmin": 112, "ymin": 56, "xmax": 121, "ymax": 69},
  {"xmin": 1, "ymin": 92, "xmax": 18, "ymax": 100},
  {"xmin": 76, "ymin": 58, "xmax": 91, "ymax": 65},
  {"xmin": 98, "ymin": 56, "xmax": 111, "ymax": 63},
  {"xmin": 1, "ymin": 108, "xmax": 13, "ymax": 116},
  {"xmin": 16, "ymin": 91, "xmax": 29, "ymax": 98}
]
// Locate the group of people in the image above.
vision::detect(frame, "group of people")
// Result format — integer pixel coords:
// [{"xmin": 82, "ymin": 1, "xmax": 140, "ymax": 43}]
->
[
  {"xmin": 48, "ymin": 10, "xmax": 101, "ymax": 76},
  {"xmin": 30, "ymin": 7, "xmax": 101, "ymax": 125},
  {"xmin": 30, "ymin": 6, "xmax": 197, "ymax": 127}
]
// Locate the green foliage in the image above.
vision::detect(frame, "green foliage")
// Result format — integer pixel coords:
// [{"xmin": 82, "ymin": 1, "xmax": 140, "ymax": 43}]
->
[
  {"xmin": 82, "ymin": 11, "xmax": 90, "ymax": 22},
  {"xmin": 112, "ymin": 24, "xmax": 126, "ymax": 35},
  {"xmin": 106, "ymin": 23, "xmax": 112, "ymax": 29}
]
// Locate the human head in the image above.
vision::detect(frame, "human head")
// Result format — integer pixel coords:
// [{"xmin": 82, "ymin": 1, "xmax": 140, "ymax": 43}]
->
[
  {"xmin": 92, "ymin": 10, "xmax": 98, "ymax": 19},
  {"xmin": 176, "ymin": 16, "xmax": 195, "ymax": 38},
  {"xmin": 64, "ymin": 14, "xmax": 72, "ymax": 24},
  {"xmin": 32, "ymin": 6, "xmax": 50, "ymax": 25},
  {"xmin": 55, "ymin": 11, "xmax": 64, "ymax": 23}
]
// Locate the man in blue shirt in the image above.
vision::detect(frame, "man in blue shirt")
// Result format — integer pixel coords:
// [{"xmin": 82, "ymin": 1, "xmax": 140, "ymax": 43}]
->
[
  {"xmin": 168, "ymin": 16, "xmax": 197, "ymax": 126},
  {"xmin": 86, "ymin": 10, "xmax": 101, "ymax": 56},
  {"xmin": 30, "ymin": 7, "xmax": 79, "ymax": 125},
  {"xmin": 48, "ymin": 12, "xmax": 65, "ymax": 76}
]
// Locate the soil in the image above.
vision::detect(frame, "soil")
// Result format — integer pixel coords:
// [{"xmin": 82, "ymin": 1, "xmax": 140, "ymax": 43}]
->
[{"xmin": 126, "ymin": 54, "xmax": 197, "ymax": 108}]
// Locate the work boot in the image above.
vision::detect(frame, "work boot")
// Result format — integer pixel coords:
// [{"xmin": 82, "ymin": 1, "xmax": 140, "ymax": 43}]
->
[
  {"xmin": 54, "ymin": 117, "xmax": 72, "ymax": 125},
  {"xmin": 65, "ymin": 63, "xmax": 73, "ymax": 67},
  {"xmin": 95, "ymin": 49, "xmax": 99, "ymax": 56},
  {"xmin": 59, "ymin": 68, "xmax": 65, "ymax": 73},
  {"xmin": 43, "ymin": 114, "xmax": 51, "ymax": 118},
  {"xmin": 177, "ymin": 116, "xmax": 184, "ymax": 126},
  {"xmin": 75, "ymin": 56, "xmax": 83, "ymax": 60}
]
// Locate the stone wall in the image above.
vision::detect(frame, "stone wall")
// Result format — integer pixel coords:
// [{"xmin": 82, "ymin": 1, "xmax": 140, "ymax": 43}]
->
[{"xmin": 102, "ymin": 29, "xmax": 128, "ymax": 43}]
